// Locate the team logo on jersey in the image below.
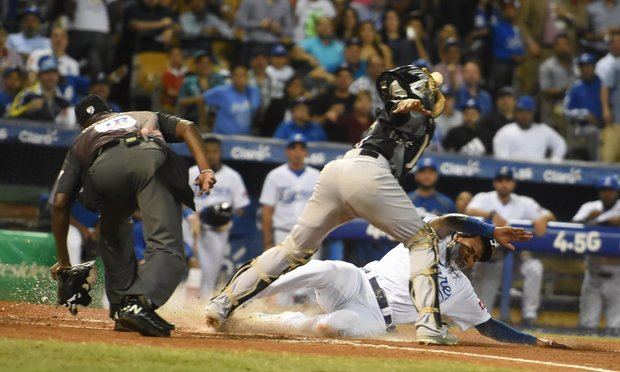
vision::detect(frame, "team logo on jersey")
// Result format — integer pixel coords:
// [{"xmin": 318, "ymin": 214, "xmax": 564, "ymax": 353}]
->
[
  {"xmin": 438, "ymin": 273, "xmax": 452, "ymax": 302},
  {"xmin": 93, "ymin": 115, "xmax": 137, "ymax": 133}
]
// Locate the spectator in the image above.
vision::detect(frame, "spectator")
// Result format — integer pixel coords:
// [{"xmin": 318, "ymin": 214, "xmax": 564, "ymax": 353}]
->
[
  {"xmin": 564, "ymin": 53, "xmax": 603, "ymax": 161},
  {"xmin": 433, "ymin": 24, "xmax": 459, "ymax": 65},
  {"xmin": 203, "ymin": 64, "xmax": 260, "ymax": 135},
  {"xmin": 572, "ymin": 176, "xmax": 620, "ymax": 335},
  {"xmin": 598, "ymin": 30, "xmax": 620, "ymax": 163},
  {"xmin": 466, "ymin": 167, "xmax": 556, "ymax": 325},
  {"xmin": 455, "ymin": 61, "xmax": 492, "ymax": 115},
  {"xmin": 489, "ymin": 0, "xmax": 525, "ymax": 92},
  {"xmin": 357, "ymin": 20, "xmax": 393, "ymax": 68},
  {"xmin": 234, "ymin": 0, "xmax": 293, "ymax": 45},
  {"xmin": 266, "ymin": 44, "xmax": 294, "ymax": 100},
  {"xmin": 0, "ymin": 27, "xmax": 24, "ymax": 74},
  {"xmin": 433, "ymin": 38, "xmax": 463, "ymax": 92},
  {"xmin": 258, "ymin": 75, "xmax": 308, "ymax": 137},
  {"xmin": 89, "ymin": 73, "xmax": 121, "ymax": 113},
  {"xmin": 334, "ymin": 89, "xmax": 373, "ymax": 143},
  {"xmin": 248, "ymin": 48, "xmax": 273, "ymax": 111},
  {"xmin": 585, "ymin": 0, "xmax": 620, "ymax": 54},
  {"xmin": 67, "ymin": 0, "xmax": 113, "ymax": 76},
  {"xmin": 179, "ymin": 0, "xmax": 234, "ymax": 39},
  {"xmin": 0, "ymin": 67, "xmax": 24, "ymax": 116},
  {"xmin": 455, "ymin": 190, "xmax": 473, "ymax": 214},
  {"xmin": 274, "ymin": 98, "xmax": 326, "ymax": 141},
  {"xmin": 442, "ymin": 98, "xmax": 492, "ymax": 156},
  {"xmin": 335, "ymin": 7, "xmax": 359, "ymax": 40},
  {"xmin": 160, "ymin": 46, "xmax": 187, "ymax": 112},
  {"xmin": 407, "ymin": 158, "xmax": 456, "ymax": 216},
  {"xmin": 124, "ymin": 0, "xmax": 176, "ymax": 53},
  {"xmin": 493, "ymin": 96, "xmax": 567, "ymax": 161},
  {"xmin": 465, "ymin": 0, "xmax": 495, "ymax": 67},
  {"xmin": 312, "ymin": 66, "xmax": 355, "ymax": 126},
  {"xmin": 27, "ymin": 27, "xmax": 80, "ymax": 82},
  {"xmin": 386, "ymin": 12, "xmax": 430, "ymax": 66},
  {"xmin": 293, "ymin": 0, "xmax": 336, "ymax": 42},
  {"xmin": 343, "ymin": 37, "xmax": 366, "ymax": 79},
  {"xmin": 7, "ymin": 6, "xmax": 50, "ymax": 57},
  {"xmin": 433, "ymin": 91, "xmax": 463, "ymax": 143},
  {"xmin": 178, "ymin": 52, "xmax": 225, "ymax": 126},
  {"xmin": 538, "ymin": 33, "xmax": 576, "ymax": 130},
  {"xmin": 293, "ymin": 16, "xmax": 345, "ymax": 73},
  {"xmin": 349, "ymin": 53, "xmax": 384, "ymax": 114},
  {"xmin": 7, "ymin": 56, "xmax": 75, "ymax": 127},
  {"xmin": 479, "ymin": 86, "xmax": 516, "ymax": 138}
]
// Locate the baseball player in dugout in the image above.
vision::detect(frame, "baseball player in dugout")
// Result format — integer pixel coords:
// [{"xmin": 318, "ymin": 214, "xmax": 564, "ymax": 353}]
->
[
  {"xmin": 207, "ymin": 65, "xmax": 472, "ymax": 345},
  {"xmin": 50, "ymin": 94, "xmax": 216, "ymax": 337}
]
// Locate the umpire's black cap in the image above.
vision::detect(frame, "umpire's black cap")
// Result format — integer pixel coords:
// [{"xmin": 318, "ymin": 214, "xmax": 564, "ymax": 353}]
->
[{"xmin": 75, "ymin": 94, "xmax": 111, "ymax": 126}]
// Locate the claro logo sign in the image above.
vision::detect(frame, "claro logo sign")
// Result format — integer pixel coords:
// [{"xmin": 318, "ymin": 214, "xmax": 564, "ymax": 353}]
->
[
  {"xmin": 230, "ymin": 144, "xmax": 272, "ymax": 161},
  {"xmin": 0, "ymin": 262, "xmax": 50, "ymax": 279}
]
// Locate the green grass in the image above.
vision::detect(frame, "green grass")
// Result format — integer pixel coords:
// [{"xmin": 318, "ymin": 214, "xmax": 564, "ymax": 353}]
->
[{"xmin": 0, "ymin": 337, "xmax": 514, "ymax": 371}]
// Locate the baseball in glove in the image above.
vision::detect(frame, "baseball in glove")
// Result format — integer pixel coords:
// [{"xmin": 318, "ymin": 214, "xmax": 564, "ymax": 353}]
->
[{"xmin": 56, "ymin": 261, "xmax": 96, "ymax": 315}]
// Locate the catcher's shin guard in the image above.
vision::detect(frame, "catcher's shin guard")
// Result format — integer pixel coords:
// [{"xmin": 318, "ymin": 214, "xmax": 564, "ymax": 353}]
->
[
  {"xmin": 209, "ymin": 235, "xmax": 316, "ymax": 319},
  {"xmin": 406, "ymin": 224, "xmax": 442, "ymax": 333}
]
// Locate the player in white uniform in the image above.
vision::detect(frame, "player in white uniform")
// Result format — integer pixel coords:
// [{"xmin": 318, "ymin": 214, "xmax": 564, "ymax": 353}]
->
[
  {"xmin": 186, "ymin": 137, "xmax": 250, "ymax": 297},
  {"xmin": 249, "ymin": 214, "xmax": 565, "ymax": 347},
  {"xmin": 572, "ymin": 176, "xmax": 620, "ymax": 334},
  {"xmin": 260, "ymin": 134, "xmax": 320, "ymax": 304},
  {"xmin": 466, "ymin": 167, "xmax": 556, "ymax": 325}
]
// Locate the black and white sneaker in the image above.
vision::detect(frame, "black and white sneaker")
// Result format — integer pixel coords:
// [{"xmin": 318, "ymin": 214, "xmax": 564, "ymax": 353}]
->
[{"xmin": 117, "ymin": 296, "xmax": 170, "ymax": 337}]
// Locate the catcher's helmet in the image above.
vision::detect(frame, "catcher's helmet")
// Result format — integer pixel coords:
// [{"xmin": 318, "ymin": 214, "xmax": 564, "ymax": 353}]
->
[
  {"xmin": 200, "ymin": 202, "xmax": 233, "ymax": 227},
  {"xmin": 376, "ymin": 65, "xmax": 438, "ymax": 112}
]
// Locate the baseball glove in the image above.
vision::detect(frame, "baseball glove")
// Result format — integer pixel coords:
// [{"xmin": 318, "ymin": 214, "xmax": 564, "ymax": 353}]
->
[{"xmin": 56, "ymin": 261, "xmax": 95, "ymax": 315}]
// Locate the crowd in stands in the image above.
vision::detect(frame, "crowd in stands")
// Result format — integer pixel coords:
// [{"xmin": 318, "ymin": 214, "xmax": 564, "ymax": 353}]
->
[{"xmin": 0, "ymin": 0, "xmax": 619, "ymax": 163}]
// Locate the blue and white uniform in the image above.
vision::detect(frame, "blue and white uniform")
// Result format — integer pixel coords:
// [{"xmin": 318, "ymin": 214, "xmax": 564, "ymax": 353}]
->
[
  {"xmin": 256, "ymin": 219, "xmax": 490, "ymax": 338},
  {"xmin": 259, "ymin": 163, "xmax": 320, "ymax": 244},
  {"xmin": 186, "ymin": 164, "xmax": 250, "ymax": 296}
]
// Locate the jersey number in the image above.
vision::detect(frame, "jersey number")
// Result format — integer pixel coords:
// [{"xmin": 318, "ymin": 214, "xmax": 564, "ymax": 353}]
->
[{"xmin": 93, "ymin": 115, "xmax": 137, "ymax": 133}]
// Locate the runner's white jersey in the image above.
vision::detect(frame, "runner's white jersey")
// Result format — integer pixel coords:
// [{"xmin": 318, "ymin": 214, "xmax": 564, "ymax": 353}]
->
[
  {"xmin": 259, "ymin": 164, "xmax": 320, "ymax": 231},
  {"xmin": 189, "ymin": 165, "xmax": 250, "ymax": 212},
  {"xmin": 364, "ymin": 217, "xmax": 490, "ymax": 329}
]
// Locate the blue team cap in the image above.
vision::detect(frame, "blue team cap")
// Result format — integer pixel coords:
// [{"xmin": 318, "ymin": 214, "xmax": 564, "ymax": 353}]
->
[
  {"xmin": 577, "ymin": 53, "xmax": 596, "ymax": 66},
  {"xmin": 270, "ymin": 44, "xmax": 288, "ymax": 57},
  {"xmin": 461, "ymin": 98, "xmax": 480, "ymax": 111},
  {"xmin": 20, "ymin": 6, "xmax": 42, "ymax": 20},
  {"xmin": 413, "ymin": 58, "xmax": 431, "ymax": 69},
  {"xmin": 516, "ymin": 95, "xmax": 535, "ymax": 111},
  {"xmin": 597, "ymin": 176, "xmax": 619, "ymax": 190},
  {"xmin": 287, "ymin": 133, "xmax": 307, "ymax": 148},
  {"xmin": 494, "ymin": 166, "xmax": 514, "ymax": 180},
  {"xmin": 416, "ymin": 158, "xmax": 437, "ymax": 172},
  {"xmin": 38, "ymin": 56, "xmax": 59, "ymax": 73}
]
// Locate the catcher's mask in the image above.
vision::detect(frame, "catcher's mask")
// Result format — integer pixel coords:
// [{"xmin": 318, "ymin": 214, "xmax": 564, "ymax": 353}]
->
[
  {"xmin": 376, "ymin": 65, "xmax": 438, "ymax": 113},
  {"xmin": 200, "ymin": 202, "xmax": 233, "ymax": 228},
  {"xmin": 445, "ymin": 233, "xmax": 499, "ymax": 271}
]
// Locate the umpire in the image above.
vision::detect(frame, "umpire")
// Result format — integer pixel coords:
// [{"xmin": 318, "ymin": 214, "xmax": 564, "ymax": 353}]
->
[{"xmin": 50, "ymin": 95, "xmax": 216, "ymax": 337}]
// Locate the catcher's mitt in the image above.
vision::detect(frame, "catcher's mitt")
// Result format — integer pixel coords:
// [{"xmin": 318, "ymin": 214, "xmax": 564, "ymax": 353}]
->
[{"xmin": 56, "ymin": 261, "xmax": 95, "ymax": 315}]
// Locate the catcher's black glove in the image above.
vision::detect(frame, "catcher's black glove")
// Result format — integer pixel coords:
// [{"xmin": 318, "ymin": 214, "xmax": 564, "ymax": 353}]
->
[{"xmin": 56, "ymin": 261, "xmax": 95, "ymax": 315}]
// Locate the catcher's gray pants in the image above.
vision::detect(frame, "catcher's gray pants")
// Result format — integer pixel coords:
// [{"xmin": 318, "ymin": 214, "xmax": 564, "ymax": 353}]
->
[
  {"xmin": 90, "ymin": 141, "xmax": 185, "ymax": 308},
  {"xmin": 210, "ymin": 149, "xmax": 441, "ymax": 335}
]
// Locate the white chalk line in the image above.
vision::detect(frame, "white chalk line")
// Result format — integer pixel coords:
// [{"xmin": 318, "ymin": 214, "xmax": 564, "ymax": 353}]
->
[
  {"xmin": 280, "ymin": 338, "xmax": 615, "ymax": 372},
  {"xmin": 3, "ymin": 319, "xmax": 616, "ymax": 371}
]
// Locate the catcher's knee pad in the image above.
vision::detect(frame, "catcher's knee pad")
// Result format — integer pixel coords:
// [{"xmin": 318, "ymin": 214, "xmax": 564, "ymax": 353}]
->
[{"xmin": 278, "ymin": 234, "xmax": 316, "ymax": 271}]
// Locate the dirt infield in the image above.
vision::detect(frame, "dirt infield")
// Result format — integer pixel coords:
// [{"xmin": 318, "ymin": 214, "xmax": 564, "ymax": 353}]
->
[{"xmin": 0, "ymin": 301, "xmax": 618, "ymax": 371}]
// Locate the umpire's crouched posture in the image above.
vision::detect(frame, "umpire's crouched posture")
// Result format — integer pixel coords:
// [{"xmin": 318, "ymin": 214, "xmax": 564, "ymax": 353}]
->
[{"xmin": 50, "ymin": 95, "xmax": 216, "ymax": 337}]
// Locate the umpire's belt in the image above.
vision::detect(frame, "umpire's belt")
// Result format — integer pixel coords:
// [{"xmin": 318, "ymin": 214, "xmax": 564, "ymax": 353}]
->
[
  {"xmin": 363, "ymin": 268, "xmax": 395, "ymax": 331},
  {"xmin": 93, "ymin": 132, "xmax": 150, "ymax": 162}
]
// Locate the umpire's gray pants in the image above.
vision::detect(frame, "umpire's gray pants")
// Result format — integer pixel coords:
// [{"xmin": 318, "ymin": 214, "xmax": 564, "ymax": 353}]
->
[{"xmin": 89, "ymin": 140, "xmax": 185, "ymax": 308}]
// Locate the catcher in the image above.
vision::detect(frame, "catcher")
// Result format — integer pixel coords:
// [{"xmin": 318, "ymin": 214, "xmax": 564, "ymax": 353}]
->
[{"xmin": 206, "ymin": 65, "xmax": 459, "ymax": 344}]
